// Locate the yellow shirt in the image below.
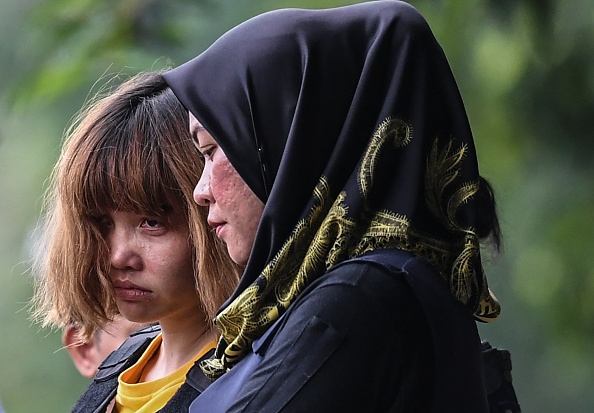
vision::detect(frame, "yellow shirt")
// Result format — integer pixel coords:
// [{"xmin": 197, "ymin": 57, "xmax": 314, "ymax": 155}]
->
[{"xmin": 115, "ymin": 334, "xmax": 215, "ymax": 413}]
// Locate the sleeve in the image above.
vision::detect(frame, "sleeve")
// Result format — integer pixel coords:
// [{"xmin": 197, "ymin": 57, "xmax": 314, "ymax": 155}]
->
[{"xmin": 226, "ymin": 260, "xmax": 435, "ymax": 413}]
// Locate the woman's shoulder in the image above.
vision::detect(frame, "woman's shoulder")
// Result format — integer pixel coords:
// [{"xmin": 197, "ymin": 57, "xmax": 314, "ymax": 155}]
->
[
  {"xmin": 311, "ymin": 249, "xmax": 433, "ymax": 296},
  {"xmin": 290, "ymin": 248, "xmax": 473, "ymax": 336},
  {"xmin": 244, "ymin": 250, "xmax": 435, "ymax": 411},
  {"xmin": 286, "ymin": 250, "xmax": 432, "ymax": 333}
]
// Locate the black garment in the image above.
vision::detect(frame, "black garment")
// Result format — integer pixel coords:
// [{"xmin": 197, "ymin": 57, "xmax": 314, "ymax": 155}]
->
[
  {"xmin": 482, "ymin": 342, "xmax": 522, "ymax": 413},
  {"xmin": 165, "ymin": 0, "xmax": 501, "ymax": 396},
  {"xmin": 189, "ymin": 250, "xmax": 488, "ymax": 412},
  {"xmin": 71, "ymin": 325, "xmax": 213, "ymax": 413}
]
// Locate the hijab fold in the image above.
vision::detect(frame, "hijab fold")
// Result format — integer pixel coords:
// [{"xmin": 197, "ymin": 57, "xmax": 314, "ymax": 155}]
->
[{"xmin": 164, "ymin": 0, "xmax": 500, "ymax": 381}]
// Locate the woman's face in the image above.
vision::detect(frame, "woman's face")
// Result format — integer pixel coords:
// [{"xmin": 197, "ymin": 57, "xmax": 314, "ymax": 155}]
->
[
  {"xmin": 190, "ymin": 113, "xmax": 265, "ymax": 266},
  {"xmin": 100, "ymin": 210, "xmax": 203, "ymax": 327}
]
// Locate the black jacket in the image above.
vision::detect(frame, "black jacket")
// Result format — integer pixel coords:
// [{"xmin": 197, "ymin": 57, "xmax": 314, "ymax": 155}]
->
[{"xmin": 71, "ymin": 324, "xmax": 213, "ymax": 413}]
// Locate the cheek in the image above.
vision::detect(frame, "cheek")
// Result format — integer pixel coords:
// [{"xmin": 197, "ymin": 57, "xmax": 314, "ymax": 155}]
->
[
  {"xmin": 210, "ymin": 161, "xmax": 247, "ymax": 208},
  {"xmin": 210, "ymin": 159, "xmax": 265, "ymax": 236},
  {"xmin": 168, "ymin": 243, "xmax": 196, "ymax": 285},
  {"xmin": 242, "ymin": 193, "xmax": 265, "ymax": 229},
  {"xmin": 154, "ymin": 235, "xmax": 193, "ymax": 271},
  {"xmin": 176, "ymin": 238, "xmax": 194, "ymax": 267}
]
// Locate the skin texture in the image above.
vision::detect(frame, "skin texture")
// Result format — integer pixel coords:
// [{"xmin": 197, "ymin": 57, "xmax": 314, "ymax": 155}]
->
[
  {"xmin": 190, "ymin": 113, "xmax": 265, "ymax": 266},
  {"xmin": 99, "ymin": 209, "xmax": 214, "ymax": 381},
  {"xmin": 102, "ymin": 211, "xmax": 201, "ymax": 327}
]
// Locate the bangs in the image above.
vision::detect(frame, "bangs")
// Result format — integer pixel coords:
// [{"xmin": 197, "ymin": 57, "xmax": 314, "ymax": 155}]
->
[
  {"xmin": 34, "ymin": 72, "xmax": 216, "ymax": 341},
  {"xmin": 56, "ymin": 74, "xmax": 194, "ymax": 230},
  {"xmin": 67, "ymin": 120, "xmax": 184, "ymax": 221}
]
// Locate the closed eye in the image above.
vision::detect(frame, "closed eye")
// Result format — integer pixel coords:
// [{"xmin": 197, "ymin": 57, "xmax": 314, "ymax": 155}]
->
[{"xmin": 200, "ymin": 146, "xmax": 216, "ymax": 161}]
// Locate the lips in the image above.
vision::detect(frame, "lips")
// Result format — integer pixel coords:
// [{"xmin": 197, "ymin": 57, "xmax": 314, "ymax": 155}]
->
[
  {"xmin": 113, "ymin": 279, "xmax": 151, "ymax": 300},
  {"xmin": 216, "ymin": 223, "xmax": 227, "ymax": 238},
  {"xmin": 207, "ymin": 218, "xmax": 226, "ymax": 238}
]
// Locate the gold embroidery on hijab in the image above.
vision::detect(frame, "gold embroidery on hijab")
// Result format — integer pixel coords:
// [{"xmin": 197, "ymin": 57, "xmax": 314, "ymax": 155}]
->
[{"xmin": 202, "ymin": 117, "xmax": 499, "ymax": 380}]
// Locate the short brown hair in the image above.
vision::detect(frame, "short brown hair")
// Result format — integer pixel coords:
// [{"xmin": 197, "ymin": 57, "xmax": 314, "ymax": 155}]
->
[{"xmin": 32, "ymin": 72, "xmax": 240, "ymax": 340}]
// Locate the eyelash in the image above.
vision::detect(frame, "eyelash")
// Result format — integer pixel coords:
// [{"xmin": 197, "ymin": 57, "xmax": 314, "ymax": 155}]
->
[
  {"xmin": 201, "ymin": 147, "xmax": 215, "ymax": 160},
  {"xmin": 142, "ymin": 218, "xmax": 164, "ymax": 229},
  {"xmin": 89, "ymin": 216, "xmax": 166, "ymax": 230}
]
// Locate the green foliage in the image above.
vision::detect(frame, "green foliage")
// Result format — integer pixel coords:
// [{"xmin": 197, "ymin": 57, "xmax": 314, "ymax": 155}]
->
[
  {"xmin": 9, "ymin": 0, "xmax": 207, "ymax": 106},
  {"xmin": 1, "ymin": 0, "xmax": 593, "ymax": 411}
]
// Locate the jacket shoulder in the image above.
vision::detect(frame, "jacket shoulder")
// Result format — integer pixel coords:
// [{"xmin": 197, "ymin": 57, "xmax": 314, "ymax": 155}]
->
[{"xmin": 95, "ymin": 323, "xmax": 161, "ymax": 382}]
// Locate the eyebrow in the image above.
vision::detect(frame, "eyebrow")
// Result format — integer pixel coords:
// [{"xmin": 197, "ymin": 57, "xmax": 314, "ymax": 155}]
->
[
  {"xmin": 190, "ymin": 124, "xmax": 204, "ymax": 137},
  {"xmin": 188, "ymin": 127, "xmax": 204, "ymax": 150}
]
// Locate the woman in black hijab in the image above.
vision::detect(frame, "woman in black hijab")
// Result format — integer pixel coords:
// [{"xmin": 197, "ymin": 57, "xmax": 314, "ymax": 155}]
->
[{"xmin": 164, "ymin": 1, "xmax": 501, "ymax": 411}]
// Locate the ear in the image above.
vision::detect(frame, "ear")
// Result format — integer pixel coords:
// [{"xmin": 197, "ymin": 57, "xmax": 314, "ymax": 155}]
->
[{"xmin": 63, "ymin": 325, "xmax": 99, "ymax": 379}]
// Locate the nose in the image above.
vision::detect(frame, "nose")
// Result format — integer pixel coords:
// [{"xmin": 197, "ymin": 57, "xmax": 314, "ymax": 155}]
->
[
  {"xmin": 109, "ymin": 228, "xmax": 142, "ymax": 271},
  {"xmin": 194, "ymin": 171, "xmax": 214, "ymax": 206}
]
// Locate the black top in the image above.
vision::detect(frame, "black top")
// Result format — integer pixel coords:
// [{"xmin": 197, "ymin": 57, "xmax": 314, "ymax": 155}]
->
[
  {"xmin": 189, "ymin": 250, "xmax": 488, "ymax": 412},
  {"xmin": 165, "ymin": 0, "xmax": 500, "ymax": 382}
]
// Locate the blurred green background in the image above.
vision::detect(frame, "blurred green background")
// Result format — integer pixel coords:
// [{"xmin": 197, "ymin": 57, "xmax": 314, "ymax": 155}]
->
[{"xmin": 0, "ymin": 0, "xmax": 592, "ymax": 411}]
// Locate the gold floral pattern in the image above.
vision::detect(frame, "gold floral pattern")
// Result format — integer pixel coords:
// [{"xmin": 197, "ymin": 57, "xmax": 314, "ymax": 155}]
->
[{"xmin": 202, "ymin": 117, "xmax": 500, "ymax": 380}]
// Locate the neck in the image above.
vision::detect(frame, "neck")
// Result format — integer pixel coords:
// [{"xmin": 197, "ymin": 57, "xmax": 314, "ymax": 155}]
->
[{"xmin": 140, "ymin": 314, "xmax": 215, "ymax": 382}]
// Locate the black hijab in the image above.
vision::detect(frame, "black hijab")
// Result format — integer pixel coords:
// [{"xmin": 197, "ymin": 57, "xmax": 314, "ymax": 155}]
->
[{"xmin": 164, "ymin": 0, "xmax": 500, "ymax": 380}]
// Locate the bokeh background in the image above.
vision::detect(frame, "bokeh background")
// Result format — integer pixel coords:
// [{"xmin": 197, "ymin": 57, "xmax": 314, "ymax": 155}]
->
[{"xmin": 1, "ymin": 0, "xmax": 592, "ymax": 411}]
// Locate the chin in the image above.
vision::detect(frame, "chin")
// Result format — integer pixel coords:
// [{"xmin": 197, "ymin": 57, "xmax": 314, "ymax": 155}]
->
[
  {"xmin": 117, "ymin": 307, "xmax": 155, "ymax": 325},
  {"xmin": 228, "ymin": 250, "xmax": 248, "ymax": 267}
]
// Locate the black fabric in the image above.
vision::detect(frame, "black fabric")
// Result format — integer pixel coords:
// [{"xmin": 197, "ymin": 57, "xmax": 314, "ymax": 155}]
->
[
  {"xmin": 165, "ymin": 0, "xmax": 500, "ymax": 388},
  {"xmin": 94, "ymin": 324, "xmax": 161, "ymax": 382},
  {"xmin": 229, "ymin": 260, "xmax": 435, "ymax": 412},
  {"xmin": 381, "ymin": 250, "xmax": 489, "ymax": 412},
  {"xmin": 71, "ymin": 325, "xmax": 161, "ymax": 413},
  {"xmin": 189, "ymin": 249, "xmax": 489, "ymax": 412},
  {"xmin": 71, "ymin": 324, "xmax": 214, "ymax": 413},
  {"xmin": 482, "ymin": 341, "xmax": 522, "ymax": 413}
]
